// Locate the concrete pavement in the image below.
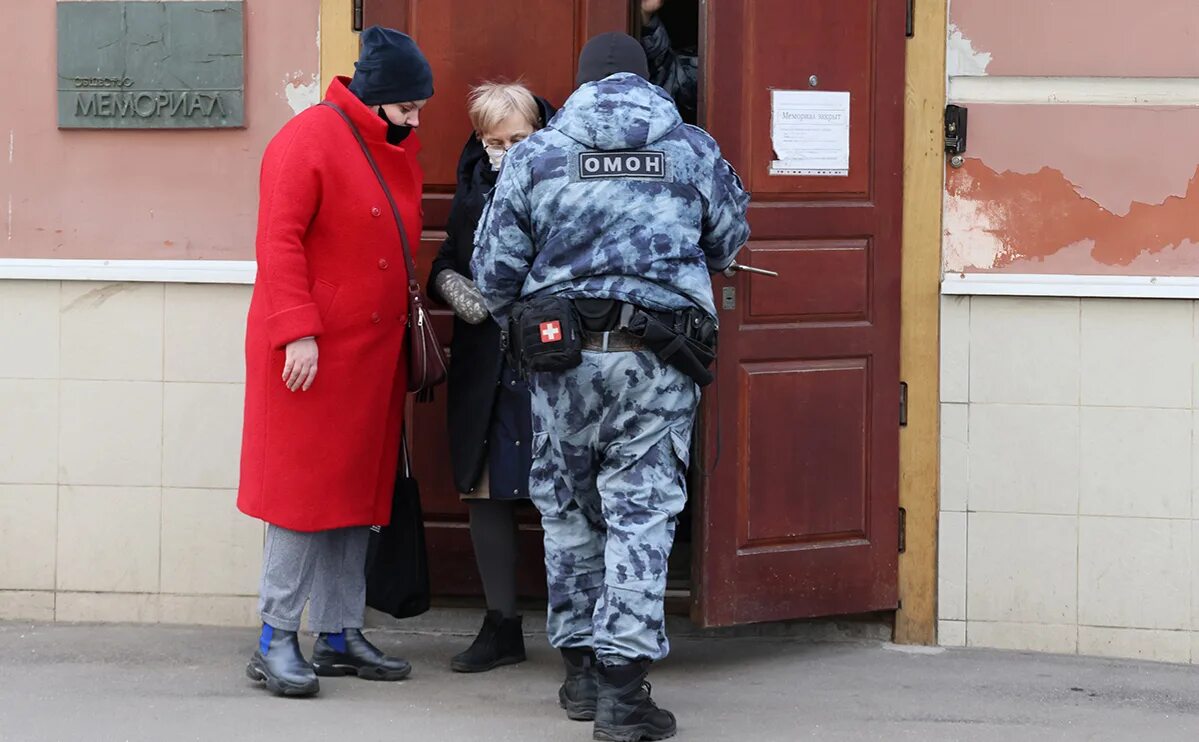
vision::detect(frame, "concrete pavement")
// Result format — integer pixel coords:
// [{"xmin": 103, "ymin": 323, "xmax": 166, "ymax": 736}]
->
[{"xmin": 2, "ymin": 617, "xmax": 1199, "ymax": 741}]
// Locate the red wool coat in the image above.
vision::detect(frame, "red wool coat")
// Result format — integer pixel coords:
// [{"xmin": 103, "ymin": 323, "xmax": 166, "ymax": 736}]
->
[{"xmin": 238, "ymin": 78, "xmax": 422, "ymax": 532}]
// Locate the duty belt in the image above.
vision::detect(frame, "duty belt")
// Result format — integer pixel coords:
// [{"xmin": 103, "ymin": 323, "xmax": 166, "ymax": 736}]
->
[
  {"xmin": 576, "ymin": 299, "xmax": 718, "ymax": 387},
  {"xmin": 581, "ymin": 329, "xmax": 645, "ymax": 352}
]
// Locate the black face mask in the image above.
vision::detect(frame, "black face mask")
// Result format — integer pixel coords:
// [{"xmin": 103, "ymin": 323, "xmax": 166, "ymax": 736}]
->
[{"xmin": 378, "ymin": 106, "xmax": 412, "ymax": 144}]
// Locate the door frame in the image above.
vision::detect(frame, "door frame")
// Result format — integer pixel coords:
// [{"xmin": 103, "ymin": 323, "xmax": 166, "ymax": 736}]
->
[
  {"xmin": 895, "ymin": 0, "xmax": 946, "ymax": 646},
  {"xmin": 317, "ymin": 0, "xmax": 946, "ymax": 645}
]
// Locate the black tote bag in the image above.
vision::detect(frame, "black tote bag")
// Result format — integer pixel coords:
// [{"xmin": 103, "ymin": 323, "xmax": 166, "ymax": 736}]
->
[{"xmin": 364, "ymin": 436, "xmax": 431, "ymax": 619}]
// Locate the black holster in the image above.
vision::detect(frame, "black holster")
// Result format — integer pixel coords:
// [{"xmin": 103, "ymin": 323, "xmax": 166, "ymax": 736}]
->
[{"xmin": 625, "ymin": 306, "xmax": 718, "ymax": 387}]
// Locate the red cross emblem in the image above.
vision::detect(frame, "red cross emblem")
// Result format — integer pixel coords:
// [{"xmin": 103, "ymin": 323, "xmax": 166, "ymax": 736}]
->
[{"xmin": 540, "ymin": 321, "xmax": 562, "ymax": 343}]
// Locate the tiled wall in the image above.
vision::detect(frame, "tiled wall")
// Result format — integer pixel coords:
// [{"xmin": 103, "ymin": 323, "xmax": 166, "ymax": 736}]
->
[
  {"xmin": 939, "ymin": 295, "xmax": 1199, "ymax": 663},
  {"xmin": 0, "ymin": 280, "xmax": 261, "ymax": 626}
]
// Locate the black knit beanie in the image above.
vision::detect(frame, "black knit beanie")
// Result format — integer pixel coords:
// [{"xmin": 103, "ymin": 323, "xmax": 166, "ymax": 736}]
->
[
  {"xmin": 575, "ymin": 32, "xmax": 649, "ymax": 87},
  {"xmin": 349, "ymin": 26, "xmax": 434, "ymax": 105}
]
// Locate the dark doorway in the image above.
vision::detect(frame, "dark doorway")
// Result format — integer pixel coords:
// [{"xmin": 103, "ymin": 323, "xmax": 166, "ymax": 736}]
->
[{"xmin": 633, "ymin": 0, "xmax": 701, "ymax": 125}]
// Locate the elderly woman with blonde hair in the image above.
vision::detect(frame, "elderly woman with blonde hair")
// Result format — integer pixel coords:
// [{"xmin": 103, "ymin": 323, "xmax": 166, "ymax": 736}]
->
[{"xmin": 427, "ymin": 81, "xmax": 556, "ymax": 673}]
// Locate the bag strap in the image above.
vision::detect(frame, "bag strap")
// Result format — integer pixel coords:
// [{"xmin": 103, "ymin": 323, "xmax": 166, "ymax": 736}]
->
[
  {"xmin": 400, "ymin": 430, "xmax": 412, "ymax": 478},
  {"xmin": 321, "ymin": 101, "xmax": 420, "ymax": 296}
]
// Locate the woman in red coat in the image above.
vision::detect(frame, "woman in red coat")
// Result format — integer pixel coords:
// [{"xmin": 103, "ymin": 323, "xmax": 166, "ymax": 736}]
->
[{"xmin": 237, "ymin": 27, "xmax": 432, "ymax": 698}]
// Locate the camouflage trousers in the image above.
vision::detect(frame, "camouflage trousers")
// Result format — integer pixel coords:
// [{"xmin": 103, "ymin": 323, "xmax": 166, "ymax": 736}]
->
[{"xmin": 528, "ymin": 349, "xmax": 698, "ymax": 664}]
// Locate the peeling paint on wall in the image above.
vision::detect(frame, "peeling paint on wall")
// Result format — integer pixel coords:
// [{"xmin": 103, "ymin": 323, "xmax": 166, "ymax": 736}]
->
[
  {"xmin": 944, "ymin": 104, "xmax": 1199, "ymax": 276},
  {"xmin": 943, "ymin": 170, "xmax": 1005, "ymax": 270},
  {"xmin": 945, "ymin": 158, "xmax": 1199, "ymax": 275},
  {"xmin": 949, "ymin": 0, "xmax": 1199, "ymax": 78},
  {"xmin": 958, "ymin": 106, "xmax": 1199, "ymax": 219},
  {"xmin": 283, "ymin": 72, "xmax": 320, "ymax": 115},
  {"xmin": 947, "ymin": 23, "xmax": 991, "ymax": 78},
  {"xmin": 963, "ymin": 106, "xmax": 1199, "ymax": 219}
]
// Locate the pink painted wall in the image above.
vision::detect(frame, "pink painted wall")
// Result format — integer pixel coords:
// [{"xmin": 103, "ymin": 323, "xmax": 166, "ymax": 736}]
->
[
  {"xmin": 945, "ymin": 105, "xmax": 1199, "ymax": 275},
  {"xmin": 951, "ymin": 0, "xmax": 1199, "ymax": 77},
  {"xmin": 946, "ymin": 1, "xmax": 1199, "ymax": 277},
  {"xmin": 0, "ymin": 0, "xmax": 320, "ymax": 261}
]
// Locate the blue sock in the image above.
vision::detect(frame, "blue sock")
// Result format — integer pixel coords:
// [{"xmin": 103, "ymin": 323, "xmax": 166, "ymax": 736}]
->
[
  {"xmin": 322, "ymin": 631, "xmax": 347, "ymax": 653},
  {"xmin": 259, "ymin": 623, "xmax": 274, "ymax": 655}
]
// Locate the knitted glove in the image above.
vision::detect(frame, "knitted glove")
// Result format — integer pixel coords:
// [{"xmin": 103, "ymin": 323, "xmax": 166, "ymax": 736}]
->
[{"xmin": 435, "ymin": 269, "xmax": 490, "ymax": 325}]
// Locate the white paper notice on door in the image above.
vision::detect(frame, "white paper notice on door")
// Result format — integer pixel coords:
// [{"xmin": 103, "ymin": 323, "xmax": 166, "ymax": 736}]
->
[{"xmin": 769, "ymin": 90, "xmax": 851, "ymax": 177}]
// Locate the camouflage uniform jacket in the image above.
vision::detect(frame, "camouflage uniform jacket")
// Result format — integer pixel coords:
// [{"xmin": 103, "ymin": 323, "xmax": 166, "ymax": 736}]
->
[
  {"xmin": 640, "ymin": 15, "xmax": 698, "ymax": 124},
  {"xmin": 471, "ymin": 73, "xmax": 750, "ymax": 324}
]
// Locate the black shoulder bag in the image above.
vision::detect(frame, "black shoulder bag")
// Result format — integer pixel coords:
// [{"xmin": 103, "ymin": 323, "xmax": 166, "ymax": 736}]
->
[{"xmin": 364, "ymin": 434, "xmax": 431, "ymax": 619}]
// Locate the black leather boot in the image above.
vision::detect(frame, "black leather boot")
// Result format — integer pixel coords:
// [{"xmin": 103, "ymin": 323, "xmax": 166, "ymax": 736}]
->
[
  {"xmin": 246, "ymin": 626, "xmax": 320, "ymax": 697},
  {"xmin": 559, "ymin": 647, "xmax": 599, "ymax": 722},
  {"xmin": 311, "ymin": 628, "xmax": 412, "ymax": 681},
  {"xmin": 451, "ymin": 610, "xmax": 527, "ymax": 673},
  {"xmin": 593, "ymin": 660, "xmax": 676, "ymax": 742}
]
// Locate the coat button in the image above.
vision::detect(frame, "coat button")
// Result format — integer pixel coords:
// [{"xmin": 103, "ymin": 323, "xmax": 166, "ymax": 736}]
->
[
  {"xmin": 378, "ymin": 258, "xmax": 389, "ymax": 270},
  {"xmin": 370, "ymin": 312, "xmax": 381, "ymax": 324},
  {"xmin": 371, "ymin": 207, "xmax": 381, "ymax": 217}
]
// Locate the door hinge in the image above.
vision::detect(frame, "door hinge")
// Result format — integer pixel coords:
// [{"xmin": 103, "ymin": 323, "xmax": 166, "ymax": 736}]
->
[
  {"xmin": 721, "ymin": 286, "xmax": 736, "ymax": 311},
  {"xmin": 905, "ymin": 0, "xmax": 915, "ymax": 38},
  {"xmin": 898, "ymin": 507, "xmax": 907, "ymax": 553},
  {"xmin": 899, "ymin": 381, "xmax": 908, "ymax": 427},
  {"xmin": 352, "ymin": 0, "xmax": 364, "ymax": 31}
]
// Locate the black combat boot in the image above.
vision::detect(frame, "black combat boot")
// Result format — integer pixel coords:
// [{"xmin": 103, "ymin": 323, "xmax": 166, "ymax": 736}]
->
[
  {"xmin": 451, "ymin": 610, "xmax": 527, "ymax": 673},
  {"xmin": 311, "ymin": 628, "xmax": 412, "ymax": 681},
  {"xmin": 559, "ymin": 647, "xmax": 599, "ymax": 721},
  {"xmin": 593, "ymin": 660, "xmax": 676, "ymax": 742},
  {"xmin": 246, "ymin": 625, "xmax": 320, "ymax": 697}
]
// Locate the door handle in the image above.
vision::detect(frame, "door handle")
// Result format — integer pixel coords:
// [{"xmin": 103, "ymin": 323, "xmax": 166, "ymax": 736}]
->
[{"xmin": 723, "ymin": 261, "xmax": 780, "ymax": 278}]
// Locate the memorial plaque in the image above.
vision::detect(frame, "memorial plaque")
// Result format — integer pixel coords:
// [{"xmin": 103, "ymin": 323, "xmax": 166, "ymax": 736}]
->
[{"xmin": 57, "ymin": 1, "xmax": 245, "ymax": 129}]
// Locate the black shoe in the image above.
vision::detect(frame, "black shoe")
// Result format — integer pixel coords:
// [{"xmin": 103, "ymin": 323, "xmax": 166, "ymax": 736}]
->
[
  {"xmin": 245, "ymin": 627, "xmax": 320, "ymax": 698},
  {"xmin": 451, "ymin": 610, "xmax": 527, "ymax": 673},
  {"xmin": 559, "ymin": 647, "xmax": 599, "ymax": 722},
  {"xmin": 593, "ymin": 660, "xmax": 676, "ymax": 742},
  {"xmin": 311, "ymin": 628, "xmax": 412, "ymax": 681}
]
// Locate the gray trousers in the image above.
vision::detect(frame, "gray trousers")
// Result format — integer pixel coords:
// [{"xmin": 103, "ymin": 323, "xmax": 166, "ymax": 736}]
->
[{"xmin": 258, "ymin": 524, "xmax": 370, "ymax": 634}]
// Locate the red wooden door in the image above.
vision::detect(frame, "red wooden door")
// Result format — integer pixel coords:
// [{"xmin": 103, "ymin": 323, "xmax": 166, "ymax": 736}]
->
[
  {"xmin": 694, "ymin": 0, "xmax": 904, "ymax": 626},
  {"xmin": 361, "ymin": 0, "xmax": 630, "ymax": 596}
]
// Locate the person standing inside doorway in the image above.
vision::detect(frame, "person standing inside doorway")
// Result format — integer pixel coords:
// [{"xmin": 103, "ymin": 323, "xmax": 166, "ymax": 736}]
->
[
  {"xmin": 237, "ymin": 26, "xmax": 433, "ymax": 698},
  {"xmin": 472, "ymin": 33, "xmax": 749, "ymax": 741},
  {"xmin": 426, "ymin": 82, "xmax": 556, "ymax": 673},
  {"xmin": 639, "ymin": 0, "xmax": 699, "ymax": 125}
]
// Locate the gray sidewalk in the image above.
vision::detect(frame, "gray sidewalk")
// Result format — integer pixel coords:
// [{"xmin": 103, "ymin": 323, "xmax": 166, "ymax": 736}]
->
[{"xmin": 2, "ymin": 616, "xmax": 1199, "ymax": 741}]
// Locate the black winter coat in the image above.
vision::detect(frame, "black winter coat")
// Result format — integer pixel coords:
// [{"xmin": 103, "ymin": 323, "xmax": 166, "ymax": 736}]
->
[{"xmin": 427, "ymin": 96, "xmax": 556, "ymax": 494}]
